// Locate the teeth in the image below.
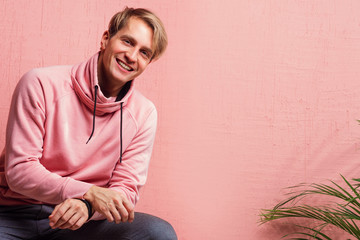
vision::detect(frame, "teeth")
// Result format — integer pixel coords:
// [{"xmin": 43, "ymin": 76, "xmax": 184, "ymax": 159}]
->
[{"xmin": 117, "ymin": 59, "xmax": 131, "ymax": 71}]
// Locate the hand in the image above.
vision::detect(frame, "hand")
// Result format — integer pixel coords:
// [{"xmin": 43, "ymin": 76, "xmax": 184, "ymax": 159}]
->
[
  {"xmin": 49, "ymin": 199, "xmax": 89, "ymax": 230},
  {"xmin": 83, "ymin": 186, "xmax": 134, "ymax": 224}
]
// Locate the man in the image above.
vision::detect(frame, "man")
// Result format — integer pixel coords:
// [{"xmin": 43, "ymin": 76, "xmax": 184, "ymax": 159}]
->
[{"xmin": 0, "ymin": 7, "xmax": 177, "ymax": 240}]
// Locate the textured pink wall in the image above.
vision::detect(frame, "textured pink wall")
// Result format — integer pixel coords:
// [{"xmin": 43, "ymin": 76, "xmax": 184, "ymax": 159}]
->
[{"xmin": 1, "ymin": 1, "xmax": 360, "ymax": 239}]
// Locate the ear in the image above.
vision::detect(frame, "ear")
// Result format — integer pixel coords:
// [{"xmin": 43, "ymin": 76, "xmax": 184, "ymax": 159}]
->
[{"xmin": 100, "ymin": 31, "xmax": 110, "ymax": 51}]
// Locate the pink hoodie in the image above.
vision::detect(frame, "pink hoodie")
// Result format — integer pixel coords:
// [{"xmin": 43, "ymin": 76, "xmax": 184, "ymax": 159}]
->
[{"xmin": 0, "ymin": 53, "xmax": 157, "ymax": 219}]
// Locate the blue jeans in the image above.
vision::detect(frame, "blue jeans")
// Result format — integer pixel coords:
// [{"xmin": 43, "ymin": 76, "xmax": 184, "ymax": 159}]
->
[{"xmin": 0, "ymin": 205, "xmax": 177, "ymax": 240}]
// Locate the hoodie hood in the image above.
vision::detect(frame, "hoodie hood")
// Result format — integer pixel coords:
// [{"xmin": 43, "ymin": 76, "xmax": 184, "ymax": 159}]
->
[
  {"xmin": 71, "ymin": 52, "xmax": 132, "ymax": 161},
  {"xmin": 71, "ymin": 52, "xmax": 134, "ymax": 115}
]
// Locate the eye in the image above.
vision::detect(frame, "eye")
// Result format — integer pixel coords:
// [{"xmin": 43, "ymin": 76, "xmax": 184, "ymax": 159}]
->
[
  {"xmin": 123, "ymin": 39, "xmax": 132, "ymax": 45},
  {"xmin": 141, "ymin": 51, "xmax": 148, "ymax": 57},
  {"xmin": 140, "ymin": 50, "xmax": 151, "ymax": 59}
]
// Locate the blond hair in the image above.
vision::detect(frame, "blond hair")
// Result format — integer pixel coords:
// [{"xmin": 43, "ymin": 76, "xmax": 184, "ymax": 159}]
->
[{"xmin": 108, "ymin": 7, "xmax": 168, "ymax": 61}]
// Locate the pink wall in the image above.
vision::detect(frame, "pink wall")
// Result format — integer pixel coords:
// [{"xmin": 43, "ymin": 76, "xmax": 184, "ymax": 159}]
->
[{"xmin": 1, "ymin": 1, "xmax": 360, "ymax": 239}]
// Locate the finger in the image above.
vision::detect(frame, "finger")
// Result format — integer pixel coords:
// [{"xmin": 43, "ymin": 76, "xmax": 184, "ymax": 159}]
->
[
  {"xmin": 122, "ymin": 199, "xmax": 134, "ymax": 222},
  {"xmin": 49, "ymin": 204, "xmax": 61, "ymax": 225},
  {"xmin": 108, "ymin": 202, "xmax": 122, "ymax": 224},
  {"xmin": 57, "ymin": 212, "xmax": 80, "ymax": 229},
  {"xmin": 99, "ymin": 205, "xmax": 114, "ymax": 222},
  {"xmin": 116, "ymin": 203, "xmax": 129, "ymax": 223},
  {"xmin": 61, "ymin": 212, "xmax": 87, "ymax": 230},
  {"xmin": 59, "ymin": 200, "xmax": 89, "ymax": 230},
  {"xmin": 128, "ymin": 209, "xmax": 135, "ymax": 223},
  {"xmin": 52, "ymin": 208, "xmax": 76, "ymax": 229},
  {"xmin": 49, "ymin": 203, "xmax": 64, "ymax": 221},
  {"xmin": 49, "ymin": 203, "xmax": 69, "ymax": 228},
  {"xmin": 69, "ymin": 215, "xmax": 87, "ymax": 231}
]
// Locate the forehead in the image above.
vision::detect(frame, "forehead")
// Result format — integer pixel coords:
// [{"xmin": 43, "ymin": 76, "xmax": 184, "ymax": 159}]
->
[{"xmin": 117, "ymin": 17, "xmax": 154, "ymax": 50}]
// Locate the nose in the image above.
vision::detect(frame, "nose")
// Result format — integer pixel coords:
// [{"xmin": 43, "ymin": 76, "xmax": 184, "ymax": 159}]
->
[{"xmin": 125, "ymin": 49, "xmax": 137, "ymax": 63}]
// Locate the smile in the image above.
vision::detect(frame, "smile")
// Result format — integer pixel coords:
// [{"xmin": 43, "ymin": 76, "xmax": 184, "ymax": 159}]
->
[{"xmin": 116, "ymin": 58, "xmax": 133, "ymax": 71}]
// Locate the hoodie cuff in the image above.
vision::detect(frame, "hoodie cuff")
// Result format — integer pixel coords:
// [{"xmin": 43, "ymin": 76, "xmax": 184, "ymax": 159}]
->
[{"xmin": 61, "ymin": 178, "xmax": 93, "ymax": 201}]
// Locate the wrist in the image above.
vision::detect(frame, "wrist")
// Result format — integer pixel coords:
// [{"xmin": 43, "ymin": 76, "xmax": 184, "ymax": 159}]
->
[
  {"xmin": 83, "ymin": 185, "xmax": 97, "ymax": 203},
  {"xmin": 78, "ymin": 198, "xmax": 93, "ymax": 220}
]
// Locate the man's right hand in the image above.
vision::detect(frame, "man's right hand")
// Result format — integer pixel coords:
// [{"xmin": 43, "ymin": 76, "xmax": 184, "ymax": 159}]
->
[{"xmin": 83, "ymin": 186, "xmax": 134, "ymax": 223}]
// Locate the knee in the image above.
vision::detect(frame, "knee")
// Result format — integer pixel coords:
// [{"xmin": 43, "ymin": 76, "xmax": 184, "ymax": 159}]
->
[{"xmin": 146, "ymin": 217, "xmax": 177, "ymax": 240}]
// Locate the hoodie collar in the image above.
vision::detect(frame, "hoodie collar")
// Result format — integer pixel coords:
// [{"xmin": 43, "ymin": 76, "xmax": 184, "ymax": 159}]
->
[{"xmin": 71, "ymin": 52, "xmax": 134, "ymax": 115}]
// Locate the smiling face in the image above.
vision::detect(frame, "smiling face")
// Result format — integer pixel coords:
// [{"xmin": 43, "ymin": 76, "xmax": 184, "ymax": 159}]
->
[{"xmin": 98, "ymin": 17, "xmax": 154, "ymax": 97}]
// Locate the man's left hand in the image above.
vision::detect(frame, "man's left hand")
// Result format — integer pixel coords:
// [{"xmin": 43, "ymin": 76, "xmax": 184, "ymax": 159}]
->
[{"xmin": 49, "ymin": 198, "xmax": 89, "ymax": 230}]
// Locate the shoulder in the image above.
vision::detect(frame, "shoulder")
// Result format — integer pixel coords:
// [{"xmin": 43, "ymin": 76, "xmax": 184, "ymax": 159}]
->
[
  {"xmin": 20, "ymin": 65, "xmax": 72, "ymax": 86},
  {"xmin": 126, "ymin": 89, "xmax": 157, "ymax": 125},
  {"xmin": 12, "ymin": 66, "xmax": 75, "ymax": 113},
  {"xmin": 16, "ymin": 65, "xmax": 73, "ymax": 99}
]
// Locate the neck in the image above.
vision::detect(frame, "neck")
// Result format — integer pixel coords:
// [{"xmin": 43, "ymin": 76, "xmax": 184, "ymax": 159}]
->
[{"xmin": 97, "ymin": 56, "xmax": 124, "ymax": 98}]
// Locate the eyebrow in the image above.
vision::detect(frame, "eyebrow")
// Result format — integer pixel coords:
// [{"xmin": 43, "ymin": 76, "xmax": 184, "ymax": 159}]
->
[{"xmin": 121, "ymin": 34, "xmax": 153, "ymax": 56}]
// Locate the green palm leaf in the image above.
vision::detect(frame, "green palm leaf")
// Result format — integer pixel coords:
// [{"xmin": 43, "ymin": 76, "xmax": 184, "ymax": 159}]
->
[
  {"xmin": 260, "ymin": 176, "xmax": 360, "ymax": 239},
  {"xmin": 284, "ymin": 224, "xmax": 332, "ymax": 240}
]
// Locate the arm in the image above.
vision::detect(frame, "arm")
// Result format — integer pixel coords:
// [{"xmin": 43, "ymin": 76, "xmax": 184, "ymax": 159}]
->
[
  {"xmin": 85, "ymin": 107, "xmax": 158, "ymax": 222},
  {"xmin": 5, "ymin": 70, "xmax": 92, "ymax": 204}
]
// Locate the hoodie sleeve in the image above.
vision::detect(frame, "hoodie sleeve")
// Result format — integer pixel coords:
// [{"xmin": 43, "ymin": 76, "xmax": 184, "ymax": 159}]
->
[
  {"xmin": 90, "ymin": 106, "xmax": 157, "ymax": 221},
  {"xmin": 5, "ymin": 70, "xmax": 93, "ymax": 204}
]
